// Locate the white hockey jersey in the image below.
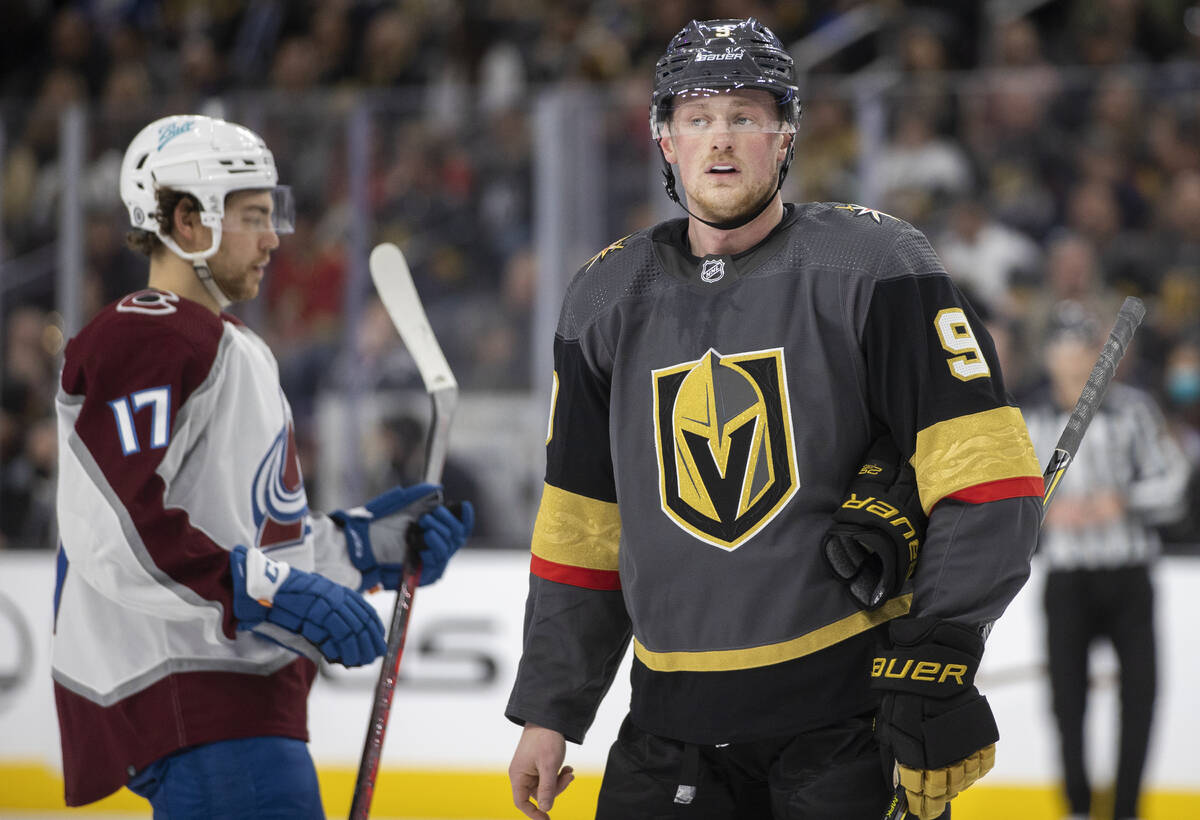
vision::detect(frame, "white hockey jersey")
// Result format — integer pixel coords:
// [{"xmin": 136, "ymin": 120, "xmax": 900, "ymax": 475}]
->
[{"xmin": 52, "ymin": 289, "xmax": 359, "ymax": 805}]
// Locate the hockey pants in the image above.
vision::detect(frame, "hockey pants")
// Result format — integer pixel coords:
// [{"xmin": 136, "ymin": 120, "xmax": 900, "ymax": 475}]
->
[{"xmin": 595, "ymin": 711, "xmax": 949, "ymax": 819}]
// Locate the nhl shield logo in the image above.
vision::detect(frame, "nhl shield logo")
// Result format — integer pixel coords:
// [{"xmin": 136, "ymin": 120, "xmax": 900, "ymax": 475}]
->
[
  {"xmin": 700, "ymin": 257, "xmax": 726, "ymax": 283},
  {"xmin": 652, "ymin": 347, "xmax": 799, "ymax": 550}
]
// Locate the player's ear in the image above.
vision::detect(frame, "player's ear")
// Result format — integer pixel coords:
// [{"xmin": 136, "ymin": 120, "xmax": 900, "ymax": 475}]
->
[
  {"xmin": 777, "ymin": 131, "xmax": 793, "ymax": 162},
  {"xmin": 172, "ymin": 197, "xmax": 201, "ymax": 240},
  {"xmin": 658, "ymin": 135, "xmax": 677, "ymax": 165}
]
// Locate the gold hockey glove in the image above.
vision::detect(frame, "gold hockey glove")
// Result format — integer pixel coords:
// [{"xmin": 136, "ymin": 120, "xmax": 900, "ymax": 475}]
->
[
  {"xmin": 896, "ymin": 744, "xmax": 995, "ymax": 820},
  {"xmin": 823, "ymin": 435, "xmax": 926, "ymax": 609},
  {"xmin": 873, "ymin": 617, "xmax": 999, "ymax": 820}
]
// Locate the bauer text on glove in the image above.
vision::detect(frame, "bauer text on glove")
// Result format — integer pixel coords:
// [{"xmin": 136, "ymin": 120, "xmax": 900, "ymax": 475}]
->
[{"xmin": 873, "ymin": 616, "xmax": 998, "ymax": 820}]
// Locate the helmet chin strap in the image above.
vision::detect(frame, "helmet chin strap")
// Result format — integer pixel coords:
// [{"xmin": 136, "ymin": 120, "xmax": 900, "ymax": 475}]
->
[
  {"xmin": 158, "ymin": 226, "xmax": 233, "ymax": 309},
  {"xmin": 193, "ymin": 262, "xmax": 233, "ymax": 309}
]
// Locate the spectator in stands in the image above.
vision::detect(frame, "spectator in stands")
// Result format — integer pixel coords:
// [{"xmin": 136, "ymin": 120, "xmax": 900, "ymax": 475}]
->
[
  {"xmin": 0, "ymin": 307, "xmax": 60, "ymax": 550},
  {"xmin": 875, "ymin": 102, "xmax": 973, "ymax": 224},
  {"xmin": 3, "ymin": 67, "xmax": 89, "ymax": 251},
  {"xmin": 937, "ymin": 193, "xmax": 1042, "ymax": 317},
  {"xmin": 1023, "ymin": 233, "xmax": 1124, "ymax": 356},
  {"xmin": 962, "ymin": 68, "xmax": 1065, "ymax": 239},
  {"xmin": 1151, "ymin": 170, "xmax": 1200, "ymax": 274},
  {"xmin": 791, "ymin": 92, "xmax": 858, "ymax": 204},
  {"xmin": 1158, "ymin": 332, "xmax": 1200, "ymax": 547},
  {"xmin": 308, "ymin": 4, "xmax": 355, "ymax": 87},
  {"xmin": 1064, "ymin": 177, "xmax": 1155, "ymax": 295},
  {"xmin": 890, "ymin": 11, "xmax": 961, "ymax": 133},
  {"xmin": 359, "ymin": 7, "xmax": 426, "ymax": 87}
]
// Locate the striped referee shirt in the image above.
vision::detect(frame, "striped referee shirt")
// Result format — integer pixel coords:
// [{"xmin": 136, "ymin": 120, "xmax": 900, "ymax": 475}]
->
[{"xmin": 1023, "ymin": 382, "xmax": 1190, "ymax": 570}]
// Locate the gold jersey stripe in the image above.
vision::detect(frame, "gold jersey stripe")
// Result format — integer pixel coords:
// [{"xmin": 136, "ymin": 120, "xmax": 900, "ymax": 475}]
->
[
  {"xmin": 912, "ymin": 406, "xmax": 1041, "ymax": 515},
  {"xmin": 634, "ymin": 594, "xmax": 912, "ymax": 672},
  {"xmin": 531, "ymin": 482, "xmax": 621, "ymax": 571}
]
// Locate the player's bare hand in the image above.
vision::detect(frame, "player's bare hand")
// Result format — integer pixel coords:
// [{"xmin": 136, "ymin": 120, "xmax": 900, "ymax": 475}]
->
[{"xmin": 509, "ymin": 723, "xmax": 574, "ymax": 819}]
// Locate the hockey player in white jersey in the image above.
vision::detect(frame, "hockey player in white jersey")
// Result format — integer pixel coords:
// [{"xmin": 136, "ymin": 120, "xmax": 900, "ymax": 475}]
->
[{"xmin": 52, "ymin": 114, "xmax": 474, "ymax": 816}]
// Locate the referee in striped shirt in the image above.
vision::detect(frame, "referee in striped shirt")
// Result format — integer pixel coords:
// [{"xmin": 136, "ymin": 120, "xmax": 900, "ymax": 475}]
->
[{"xmin": 1023, "ymin": 303, "xmax": 1191, "ymax": 820}]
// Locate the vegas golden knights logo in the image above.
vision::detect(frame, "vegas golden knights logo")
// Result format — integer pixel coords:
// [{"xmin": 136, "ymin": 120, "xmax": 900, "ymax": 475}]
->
[{"xmin": 652, "ymin": 348, "xmax": 798, "ymax": 550}]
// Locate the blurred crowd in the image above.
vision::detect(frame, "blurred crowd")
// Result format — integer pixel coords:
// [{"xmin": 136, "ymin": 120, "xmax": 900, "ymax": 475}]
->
[{"xmin": 3, "ymin": 0, "xmax": 1200, "ymax": 549}]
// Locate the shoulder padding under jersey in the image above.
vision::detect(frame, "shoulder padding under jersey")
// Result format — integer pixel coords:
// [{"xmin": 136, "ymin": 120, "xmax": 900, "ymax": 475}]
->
[
  {"xmin": 558, "ymin": 228, "xmax": 667, "ymax": 341},
  {"xmin": 795, "ymin": 202, "xmax": 941, "ymax": 284},
  {"xmin": 60, "ymin": 290, "xmax": 225, "ymax": 401}
]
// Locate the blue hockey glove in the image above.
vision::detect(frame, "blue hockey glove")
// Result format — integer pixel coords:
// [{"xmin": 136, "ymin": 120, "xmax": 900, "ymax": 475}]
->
[
  {"xmin": 230, "ymin": 545, "xmax": 387, "ymax": 668},
  {"xmin": 329, "ymin": 483, "xmax": 475, "ymax": 591}
]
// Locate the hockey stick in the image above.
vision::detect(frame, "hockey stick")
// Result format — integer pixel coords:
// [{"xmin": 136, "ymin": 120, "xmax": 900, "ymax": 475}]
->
[
  {"xmin": 349, "ymin": 243, "xmax": 459, "ymax": 820},
  {"xmin": 885, "ymin": 296, "xmax": 1146, "ymax": 820}
]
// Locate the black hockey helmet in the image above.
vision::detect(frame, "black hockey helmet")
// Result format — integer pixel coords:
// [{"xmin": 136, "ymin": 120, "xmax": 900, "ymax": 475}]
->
[
  {"xmin": 650, "ymin": 18, "xmax": 802, "ymax": 231},
  {"xmin": 650, "ymin": 18, "xmax": 801, "ymax": 139}
]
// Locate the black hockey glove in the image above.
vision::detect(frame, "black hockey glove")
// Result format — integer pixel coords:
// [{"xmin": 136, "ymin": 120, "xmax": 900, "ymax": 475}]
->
[
  {"xmin": 873, "ymin": 617, "xmax": 998, "ymax": 820},
  {"xmin": 822, "ymin": 435, "xmax": 926, "ymax": 610}
]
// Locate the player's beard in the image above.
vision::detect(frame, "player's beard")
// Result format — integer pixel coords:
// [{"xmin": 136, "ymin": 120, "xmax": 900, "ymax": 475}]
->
[
  {"xmin": 211, "ymin": 260, "xmax": 263, "ymax": 303},
  {"xmin": 687, "ymin": 167, "xmax": 779, "ymax": 225}
]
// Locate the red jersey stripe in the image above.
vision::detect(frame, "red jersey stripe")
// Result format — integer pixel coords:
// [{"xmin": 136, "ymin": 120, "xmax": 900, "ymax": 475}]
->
[
  {"xmin": 530, "ymin": 554, "xmax": 621, "ymax": 590},
  {"xmin": 947, "ymin": 475, "xmax": 1043, "ymax": 504}
]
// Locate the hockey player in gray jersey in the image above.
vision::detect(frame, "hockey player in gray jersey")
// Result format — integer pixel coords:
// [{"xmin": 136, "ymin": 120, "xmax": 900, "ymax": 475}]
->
[{"xmin": 506, "ymin": 18, "xmax": 1043, "ymax": 820}]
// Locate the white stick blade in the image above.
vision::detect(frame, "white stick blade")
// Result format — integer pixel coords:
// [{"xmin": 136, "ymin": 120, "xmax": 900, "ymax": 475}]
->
[{"xmin": 368, "ymin": 243, "xmax": 457, "ymax": 393}]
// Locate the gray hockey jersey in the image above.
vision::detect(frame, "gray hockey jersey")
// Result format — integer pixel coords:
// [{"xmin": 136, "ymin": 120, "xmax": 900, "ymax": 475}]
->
[{"xmin": 507, "ymin": 203, "xmax": 1043, "ymax": 744}]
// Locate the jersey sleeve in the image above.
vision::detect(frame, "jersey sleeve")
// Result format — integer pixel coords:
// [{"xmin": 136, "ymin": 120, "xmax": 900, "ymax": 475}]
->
[
  {"xmin": 506, "ymin": 287, "xmax": 632, "ymax": 742},
  {"xmin": 531, "ymin": 332, "xmax": 620, "ymax": 588},
  {"xmin": 56, "ymin": 307, "xmax": 240, "ymax": 641},
  {"xmin": 860, "ymin": 226, "xmax": 1043, "ymax": 626},
  {"xmin": 307, "ymin": 513, "xmax": 362, "ymax": 590}
]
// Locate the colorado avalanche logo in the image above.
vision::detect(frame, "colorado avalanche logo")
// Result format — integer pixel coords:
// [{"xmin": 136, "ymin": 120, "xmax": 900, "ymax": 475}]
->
[{"xmin": 252, "ymin": 423, "xmax": 310, "ymax": 551}]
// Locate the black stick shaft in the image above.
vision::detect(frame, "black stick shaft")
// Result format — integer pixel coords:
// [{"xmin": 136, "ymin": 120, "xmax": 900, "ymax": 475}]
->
[{"xmin": 1042, "ymin": 296, "xmax": 1145, "ymax": 508}]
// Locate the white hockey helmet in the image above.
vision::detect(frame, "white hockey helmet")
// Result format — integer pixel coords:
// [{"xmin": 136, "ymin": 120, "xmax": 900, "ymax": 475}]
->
[{"xmin": 120, "ymin": 114, "xmax": 294, "ymax": 263}]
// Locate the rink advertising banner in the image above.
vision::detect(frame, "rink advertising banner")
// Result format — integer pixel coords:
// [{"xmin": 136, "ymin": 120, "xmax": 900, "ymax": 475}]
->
[{"xmin": 2, "ymin": 550, "xmax": 1200, "ymax": 819}]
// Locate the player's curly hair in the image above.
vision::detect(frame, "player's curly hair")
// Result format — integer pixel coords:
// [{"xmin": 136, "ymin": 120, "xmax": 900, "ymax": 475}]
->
[{"xmin": 124, "ymin": 188, "xmax": 201, "ymax": 256}]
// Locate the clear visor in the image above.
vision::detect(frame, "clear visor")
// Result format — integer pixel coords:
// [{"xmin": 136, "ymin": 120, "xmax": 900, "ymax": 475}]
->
[
  {"xmin": 653, "ymin": 87, "xmax": 795, "ymax": 139},
  {"xmin": 219, "ymin": 186, "xmax": 296, "ymax": 235}
]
